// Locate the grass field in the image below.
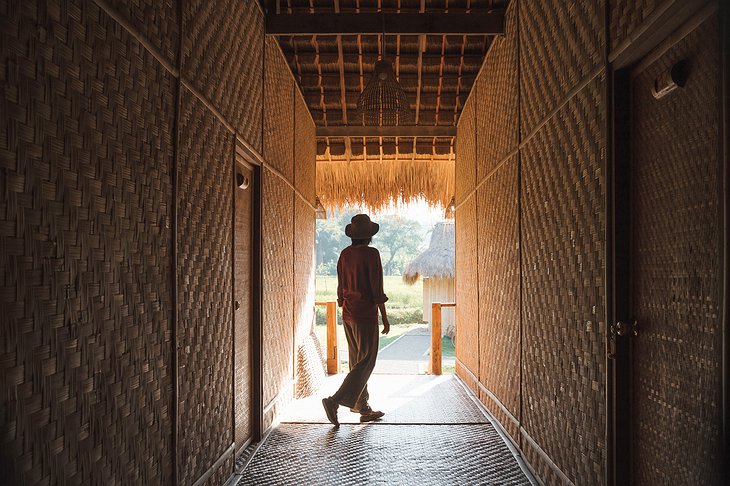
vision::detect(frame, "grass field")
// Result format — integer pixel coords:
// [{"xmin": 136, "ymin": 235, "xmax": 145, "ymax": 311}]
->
[{"xmin": 315, "ymin": 275, "xmax": 424, "ymax": 326}]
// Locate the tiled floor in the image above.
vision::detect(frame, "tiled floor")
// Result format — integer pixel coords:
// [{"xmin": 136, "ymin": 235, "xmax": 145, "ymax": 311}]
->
[{"xmin": 232, "ymin": 375, "xmax": 536, "ymax": 485}]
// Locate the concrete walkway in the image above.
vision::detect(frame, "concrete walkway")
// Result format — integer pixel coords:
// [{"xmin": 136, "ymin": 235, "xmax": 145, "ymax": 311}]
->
[
  {"xmin": 232, "ymin": 375, "xmax": 538, "ymax": 485},
  {"xmin": 374, "ymin": 324, "xmax": 455, "ymax": 374}
]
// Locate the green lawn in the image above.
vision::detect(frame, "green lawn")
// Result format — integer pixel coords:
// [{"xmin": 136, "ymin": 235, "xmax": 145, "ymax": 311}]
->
[{"xmin": 315, "ymin": 275, "xmax": 424, "ymax": 327}]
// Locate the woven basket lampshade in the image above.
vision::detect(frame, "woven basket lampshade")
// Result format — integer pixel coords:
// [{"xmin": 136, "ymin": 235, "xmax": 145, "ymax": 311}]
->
[{"xmin": 357, "ymin": 59, "xmax": 412, "ymax": 125}]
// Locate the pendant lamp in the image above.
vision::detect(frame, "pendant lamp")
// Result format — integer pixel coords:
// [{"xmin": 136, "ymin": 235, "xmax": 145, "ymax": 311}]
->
[{"xmin": 357, "ymin": 34, "xmax": 412, "ymax": 125}]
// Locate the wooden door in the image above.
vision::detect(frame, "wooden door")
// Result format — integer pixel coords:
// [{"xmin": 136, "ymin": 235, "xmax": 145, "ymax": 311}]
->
[
  {"xmin": 628, "ymin": 14, "xmax": 722, "ymax": 484},
  {"xmin": 234, "ymin": 164, "xmax": 254, "ymax": 449}
]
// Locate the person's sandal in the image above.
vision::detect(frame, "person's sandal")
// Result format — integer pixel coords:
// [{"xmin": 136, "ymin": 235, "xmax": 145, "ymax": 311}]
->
[
  {"xmin": 359, "ymin": 410, "xmax": 385, "ymax": 422},
  {"xmin": 322, "ymin": 397, "xmax": 340, "ymax": 426}
]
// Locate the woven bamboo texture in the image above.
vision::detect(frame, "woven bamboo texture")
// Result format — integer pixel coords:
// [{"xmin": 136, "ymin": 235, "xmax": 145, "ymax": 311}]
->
[
  {"xmin": 262, "ymin": 168, "xmax": 294, "ymax": 407},
  {"xmin": 294, "ymin": 332, "xmax": 326, "ymax": 399},
  {"xmin": 630, "ymin": 17, "xmax": 722, "ymax": 485},
  {"xmin": 454, "ymin": 195, "xmax": 479, "ymax": 376},
  {"xmin": 518, "ymin": 0, "xmax": 603, "ymax": 137},
  {"xmin": 0, "ymin": 1, "xmax": 175, "ymax": 483},
  {"xmin": 293, "ymin": 198, "xmax": 315, "ymax": 345},
  {"xmin": 610, "ymin": 0, "xmax": 659, "ymax": 51},
  {"xmin": 177, "ymin": 88, "xmax": 234, "ymax": 484},
  {"xmin": 475, "ymin": 5, "xmax": 518, "ymax": 181},
  {"xmin": 477, "ymin": 157, "xmax": 520, "ymax": 423},
  {"xmin": 264, "ymin": 38, "xmax": 295, "ymax": 182},
  {"xmin": 455, "ymin": 94, "xmax": 476, "ymax": 204},
  {"xmin": 520, "ymin": 75, "xmax": 606, "ymax": 485},
  {"xmin": 110, "ymin": 0, "xmax": 179, "ymax": 64},
  {"xmin": 183, "ymin": 0, "xmax": 264, "ymax": 152},
  {"xmin": 294, "ymin": 94, "xmax": 317, "ymax": 204},
  {"xmin": 234, "ymin": 166, "xmax": 254, "ymax": 448}
]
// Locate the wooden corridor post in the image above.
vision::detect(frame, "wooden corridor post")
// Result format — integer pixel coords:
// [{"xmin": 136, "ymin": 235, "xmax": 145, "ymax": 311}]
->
[
  {"xmin": 316, "ymin": 301, "xmax": 339, "ymax": 374},
  {"xmin": 430, "ymin": 302, "xmax": 456, "ymax": 375}
]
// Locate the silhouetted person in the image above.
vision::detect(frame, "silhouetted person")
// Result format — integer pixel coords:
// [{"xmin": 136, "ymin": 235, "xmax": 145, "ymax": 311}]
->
[{"xmin": 322, "ymin": 214, "xmax": 390, "ymax": 425}]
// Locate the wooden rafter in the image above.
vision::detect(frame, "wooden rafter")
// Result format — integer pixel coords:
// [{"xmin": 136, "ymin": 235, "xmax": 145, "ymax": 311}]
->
[
  {"xmin": 317, "ymin": 126, "xmax": 456, "ymax": 137},
  {"xmin": 266, "ymin": 12, "xmax": 505, "ymax": 35}
]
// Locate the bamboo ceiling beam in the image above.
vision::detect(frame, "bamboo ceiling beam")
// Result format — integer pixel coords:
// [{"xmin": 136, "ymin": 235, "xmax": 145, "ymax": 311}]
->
[
  {"xmin": 316, "ymin": 126, "xmax": 456, "ymax": 137},
  {"xmin": 266, "ymin": 12, "xmax": 505, "ymax": 35}
]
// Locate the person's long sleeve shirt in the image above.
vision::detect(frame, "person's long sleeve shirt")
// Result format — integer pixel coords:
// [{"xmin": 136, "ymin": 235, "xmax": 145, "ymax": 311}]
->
[{"xmin": 336, "ymin": 245, "xmax": 388, "ymax": 323}]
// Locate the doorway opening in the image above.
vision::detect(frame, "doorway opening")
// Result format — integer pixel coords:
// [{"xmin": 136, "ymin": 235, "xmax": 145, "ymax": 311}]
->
[{"xmin": 313, "ymin": 199, "xmax": 456, "ymax": 376}]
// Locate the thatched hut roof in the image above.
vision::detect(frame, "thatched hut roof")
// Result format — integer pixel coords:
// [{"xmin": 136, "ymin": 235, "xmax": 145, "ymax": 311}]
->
[{"xmin": 402, "ymin": 221, "xmax": 455, "ymax": 284}]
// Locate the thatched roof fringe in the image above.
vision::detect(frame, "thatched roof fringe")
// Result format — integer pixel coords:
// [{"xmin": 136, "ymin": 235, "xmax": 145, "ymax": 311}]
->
[{"xmin": 316, "ymin": 159, "xmax": 455, "ymax": 211}]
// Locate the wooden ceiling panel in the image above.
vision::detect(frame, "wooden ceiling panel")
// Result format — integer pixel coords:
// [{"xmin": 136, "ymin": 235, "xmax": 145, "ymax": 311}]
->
[{"xmin": 272, "ymin": 1, "xmax": 505, "ymax": 157}]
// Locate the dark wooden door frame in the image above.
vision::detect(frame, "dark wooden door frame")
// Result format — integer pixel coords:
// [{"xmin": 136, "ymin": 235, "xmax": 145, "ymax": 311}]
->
[
  {"xmin": 234, "ymin": 141, "xmax": 264, "ymax": 446},
  {"xmin": 721, "ymin": 0, "xmax": 729, "ymax": 477}
]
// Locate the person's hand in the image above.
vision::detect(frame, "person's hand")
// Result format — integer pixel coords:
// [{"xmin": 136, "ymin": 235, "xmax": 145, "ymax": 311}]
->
[{"xmin": 381, "ymin": 317, "xmax": 390, "ymax": 335}]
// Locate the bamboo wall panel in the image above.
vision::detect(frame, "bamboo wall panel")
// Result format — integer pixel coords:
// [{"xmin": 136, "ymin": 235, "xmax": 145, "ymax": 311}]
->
[
  {"xmin": 294, "ymin": 94, "xmax": 317, "ymax": 205},
  {"xmin": 262, "ymin": 168, "xmax": 294, "ymax": 407},
  {"xmin": 520, "ymin": 76, "xmax": 606, "ymax": 485},
  {"xmin": 109, "ymin": 0, "xmax": 179, "ymax": 64},
  {"xmin": 177, "ymin": 88, "xmax": 234, "ymax": 484},
  {"xmin": 630, "ymin": 17, "xmax": 722, "ymax": 484},
  {"xmin": 0, "ymin": 1, "xmax": 174, "ymax": 482},
  {"xmin": 475, "ymin": 6, "xmax": 518, "ymax": 181},
  {"xmin": 454, "ymin": 195, "xmax": 479, "ymax": 377},
  {"xmin": 476, "ymin": 156, "xmax": 520, "ymax": 436},
  {"xmin": 183, "ymin": 0, "xmax": 264, "ymax": 152},
  {"xmin": 518, "ymin": 0, "xmax": 603, "ymax": 137},
  {"xmin": 610, "ymin": 0, "xmax": 659, "ymax": 51},
  {"xmin": 264, "ymin": 38, "xmax": 295, "ymax": 182},
  {"xmin": 293, "ymin": 198, "xmax": 315, "ymax": 346},
  {"xmin": 455, "ymin": 95, "xmax": 476, "ymax": 204}
]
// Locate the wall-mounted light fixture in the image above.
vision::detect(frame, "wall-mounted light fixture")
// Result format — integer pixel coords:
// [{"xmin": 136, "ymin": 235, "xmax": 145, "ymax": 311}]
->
[
  {"xmin": 236, "ymin": 171, "xmax": 250, "ymax": 189},
  {"xmin": 315, "ymin": 198, "xmax": 327, "ymax": 220},
  {"xmin": 652, "ymin": 60, "xmax": 689, "ymax": 100}
]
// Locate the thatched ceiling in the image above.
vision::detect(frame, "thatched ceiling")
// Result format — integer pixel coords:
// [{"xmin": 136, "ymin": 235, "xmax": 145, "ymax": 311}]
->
[{"xmin": 268, "ymin": 0, "xmax": 506, "ymax": 208}]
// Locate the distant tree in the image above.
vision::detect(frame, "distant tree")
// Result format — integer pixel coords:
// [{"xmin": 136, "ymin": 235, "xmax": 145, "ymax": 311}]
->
[
  {"xmin": 372, "ymin": 215, "xmax": 423, "ymax": 276},
  {"xmin": 316, "ymin": 210, "xmax": 426, "ymax": 276}
]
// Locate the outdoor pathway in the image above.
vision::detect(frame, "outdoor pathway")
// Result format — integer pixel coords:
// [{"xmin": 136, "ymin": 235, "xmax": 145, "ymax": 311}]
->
[
  {"xmin": 374, "ymin": 325, "xmax": 455, "ymax": 374},
  {"xmin": 230, "ymin": 375, "xmax": 537, "ymax": 485}
]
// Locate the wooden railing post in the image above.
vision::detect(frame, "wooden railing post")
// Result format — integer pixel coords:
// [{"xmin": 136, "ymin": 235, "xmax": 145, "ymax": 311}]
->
[
  {"xmin": 431, "ymin": 302, "xmax": 442, "ymax": 375},
  {"xmin": 325, "ymin": 301, "xmax": 339, "ymax": 374}
]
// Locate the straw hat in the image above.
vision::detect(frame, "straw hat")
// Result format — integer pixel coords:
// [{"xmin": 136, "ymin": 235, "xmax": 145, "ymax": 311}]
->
[{"xmin": 345, "ymin": 214, "xmax": 379, "ymax": 239}]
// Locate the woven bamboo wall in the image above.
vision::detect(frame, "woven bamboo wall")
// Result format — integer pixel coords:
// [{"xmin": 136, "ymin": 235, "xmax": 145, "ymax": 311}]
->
[
  {"xmin": 1, "ymin": 0, "xmax": 318, "ymax": 483},
  {"xmin": 109, "ymin": 0, "xmax": 179, "ymax": 63},
  {"xmin": 183, "ymin": 0, "xmax": 264, "ymax": 152},
  {"xmin": 521, "ymin": 75, "xmax": 606, "ymax": 485},
  {"xmin": 476, "ymin": 156, "xmax": 520, "ymax": 443},
  {"xmin": 456, "ymin": 0, "xmax": 609, "ymax": 483},
  {"xmin": 261, "ymin": 167, "xmax": 294, "ymax": 410},
  {"xmin": 265, "ymin": 38, "xmax": 295, "ymax": 182},
  {"xmin": 631, "ymin": 16, "xmax": 722, "ymax": 484},
  {"xmin": 0, "ymin": 0, "xmax": 175, "ymax": 483},
  {"xmin": 454, "ymin": 95, "xmax": 476, "ymax": 204},
  {"xmin": 177, "ymin": 88, "xmax": 235, "ymax": 484},
  {"xmin": 454, "ymin": 195, "xmax": 479, "ymax": 379},
  {"xmin": 475, "ymin": 5, "xmax": 518, "ymax": 181},
  {"xmin": 295, "ymin": 94, "xmax": 317, "ymax": 205},
  {"xmin": 610, "ymin": 0, "xmax": 660, "ymax": 51}
]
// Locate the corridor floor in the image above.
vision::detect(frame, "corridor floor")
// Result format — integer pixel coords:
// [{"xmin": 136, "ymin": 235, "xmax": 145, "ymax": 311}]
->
[{"xmin": 232, "ymin": 375, "xmax": 537, "ymax": 485}]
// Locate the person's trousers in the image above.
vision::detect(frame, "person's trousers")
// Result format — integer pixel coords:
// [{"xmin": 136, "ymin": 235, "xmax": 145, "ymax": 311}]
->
[{"xmin": 331, "ymin": 318, "xmax": 379, "ymax": 408}]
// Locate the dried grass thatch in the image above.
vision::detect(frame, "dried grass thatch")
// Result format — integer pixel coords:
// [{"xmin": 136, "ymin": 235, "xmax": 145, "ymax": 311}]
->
[
  {"xmin": 316, "ymin": 157, "xmax": 455, "ymax": 211},
  {"xmin": 402, "ymin": 222, "xmax": 455, "ymax": 284}
]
